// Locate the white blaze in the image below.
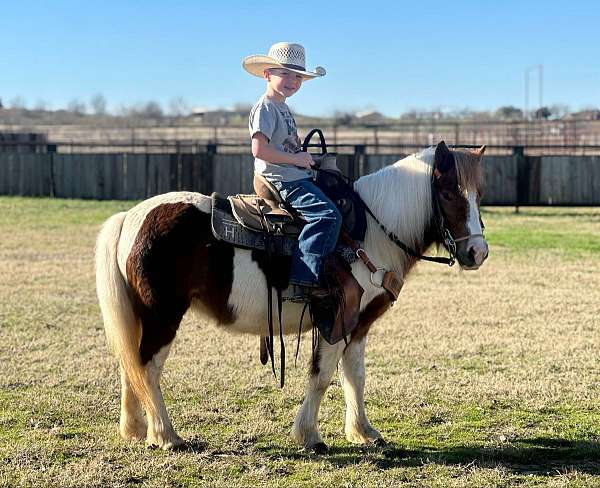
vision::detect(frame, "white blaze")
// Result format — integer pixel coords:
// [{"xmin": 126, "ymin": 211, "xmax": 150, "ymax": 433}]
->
[{"xmin": 466, "ymin": 192, "xmax": 488, "ymax": 266}]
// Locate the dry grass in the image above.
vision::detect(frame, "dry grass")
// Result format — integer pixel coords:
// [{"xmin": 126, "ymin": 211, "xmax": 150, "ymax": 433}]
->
[{"xmin": 1, "ymin": 198, "xmax": 599, "ymax": 487}]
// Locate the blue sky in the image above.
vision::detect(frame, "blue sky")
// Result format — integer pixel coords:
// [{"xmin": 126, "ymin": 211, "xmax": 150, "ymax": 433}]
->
[{"xmin": 2, "ymin": 0, "xmax": 599, "ymax": 117}]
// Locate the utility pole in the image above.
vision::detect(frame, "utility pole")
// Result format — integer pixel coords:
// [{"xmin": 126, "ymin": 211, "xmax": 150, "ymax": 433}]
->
[
  {"xmin": 524, "ymin": 65, "xmax": 544, "ymax": 119},
  {"xmin": 524, "ymin": 65, "xmax": 544, "ymax": 145}
]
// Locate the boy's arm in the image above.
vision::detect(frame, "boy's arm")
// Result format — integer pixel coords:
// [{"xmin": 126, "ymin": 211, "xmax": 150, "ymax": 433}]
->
[{"xmin": 252, "ymin": 133, "xmax": 313, "ymax": 169}]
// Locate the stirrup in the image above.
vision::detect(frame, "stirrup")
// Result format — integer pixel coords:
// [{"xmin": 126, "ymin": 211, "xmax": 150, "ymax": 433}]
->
[{"xmin": 283, "ymin": 284, "xmax": 328, "ymax": 303}]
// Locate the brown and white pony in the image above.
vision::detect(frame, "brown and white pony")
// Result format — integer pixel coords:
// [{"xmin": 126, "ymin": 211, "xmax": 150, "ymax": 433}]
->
[{"xmin": 95, "ymin": 141, "xmax": 488, "ymax": 451}]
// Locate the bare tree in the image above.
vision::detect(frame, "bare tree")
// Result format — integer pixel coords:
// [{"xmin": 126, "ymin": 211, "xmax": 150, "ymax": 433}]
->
[
  {"xmin": 68, "ymin": 98, "xmax": 87, "ymax": 115},
  {"xmin": 332, "ymin": 110, "xmax": 354, "ymax": 125},
  {"xmin": 9, "ymin": 96, "xmax": 26, "ymax": 109},
  {"xmin": 168, "ymin": 97, "xmax": 190, "ymax": 117},
  {"xmin": 141, "ymin": 101, "xmax": 163, "ymax": 118},
  {"xmin": 34, "ymin": 99, "xmax": 49, "ymax": 111},
  {"xmin": 534, "ymin": 106, "xmax": 552, "ymax": 120},
  {"xmin": 91, "ymin": 94, "xmax": 107, "ymax": 115},
  {"xmin": 495, "ymin": 106, "xmax": 523, "ymax": 120},
  {"xmin": 232, "ymin": 102, "xmax": 252, "ymax": 113}
]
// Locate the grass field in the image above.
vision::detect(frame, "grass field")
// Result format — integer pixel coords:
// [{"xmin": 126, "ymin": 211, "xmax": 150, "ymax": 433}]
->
[{"xmin": 1, "ymin": 197, "xmax": 599, "ymax": 487}]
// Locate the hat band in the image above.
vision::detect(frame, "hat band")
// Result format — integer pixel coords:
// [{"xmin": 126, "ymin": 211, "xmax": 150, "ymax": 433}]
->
[{"xmin": 280, "ymin": 63, "xmax": 306, "ymax": 71}]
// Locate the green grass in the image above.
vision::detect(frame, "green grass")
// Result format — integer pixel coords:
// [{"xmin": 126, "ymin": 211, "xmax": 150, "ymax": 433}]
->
[
  {"xmin": 483, "ymin": 207, "xmax": 600, "ymax": 257},
  {"xmin": 1, "ymin": 197, "xmax": 600, "ymax": 487}
]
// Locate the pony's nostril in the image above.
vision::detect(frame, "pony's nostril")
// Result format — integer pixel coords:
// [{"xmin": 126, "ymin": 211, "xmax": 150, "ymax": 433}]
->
[{"xmin": 468, "ymin": 247, "xmax": 476, "ymax": 262}]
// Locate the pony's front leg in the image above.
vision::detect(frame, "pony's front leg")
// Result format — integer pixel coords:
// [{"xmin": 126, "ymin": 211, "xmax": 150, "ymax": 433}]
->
[
  {"xmin": 292, "ymin": 338, "xmax": 345, "ymax": 452},
  {"xmin": 340, "ymin": 336, "xmax": 384, "ymax": 445},
  {"xmin": 143, "ymin": 343, "xmax": 185, "ymax": 450}
]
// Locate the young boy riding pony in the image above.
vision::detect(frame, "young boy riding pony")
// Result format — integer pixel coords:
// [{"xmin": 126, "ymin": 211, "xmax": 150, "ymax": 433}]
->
[{"xmin": 243, "ymin": 42, "xmax": 339, "ymax": 300}]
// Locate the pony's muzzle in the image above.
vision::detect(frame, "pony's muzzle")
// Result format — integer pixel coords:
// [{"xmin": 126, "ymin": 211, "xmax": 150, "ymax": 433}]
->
[{"xmin": 458, "ymin": 238, "xmax": 488, "ymax": 270}]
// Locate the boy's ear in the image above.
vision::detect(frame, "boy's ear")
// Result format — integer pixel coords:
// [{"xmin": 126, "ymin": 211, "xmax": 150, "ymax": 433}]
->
[{"xmin": 263, "ymin": 69, "xmax": 270, "ymax": 80}]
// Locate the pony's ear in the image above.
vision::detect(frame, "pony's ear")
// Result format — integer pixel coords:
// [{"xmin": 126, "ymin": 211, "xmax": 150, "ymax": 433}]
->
[
  {"xmin": 474, "ymin": 145, "xmax": 486, "ymax": 157},
  {"xmin": 434, "ymin": 140, "xmax": 454, "ymax": 177}
]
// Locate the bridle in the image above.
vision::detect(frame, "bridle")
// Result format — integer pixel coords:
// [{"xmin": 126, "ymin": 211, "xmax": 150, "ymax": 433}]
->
[{"xmin": 431, "ymin": 173, "xmax": 487, "ymax": 265}]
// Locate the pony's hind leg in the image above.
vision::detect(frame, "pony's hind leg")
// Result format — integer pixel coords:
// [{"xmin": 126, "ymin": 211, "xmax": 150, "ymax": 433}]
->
[
  {"xmin": 119, "ymin": 366, "xmax": 147, "ymax": 441},
  {"xmin": 340, "ymin": 336, "xmax": 383, "ymax": 445},
  {"xmin": 292, "ymin": 338, "xmax": 345, "ymax": 451},
  {"xmin": 142, "ymin": 342, "xmax": 185, "ymax": 450}
]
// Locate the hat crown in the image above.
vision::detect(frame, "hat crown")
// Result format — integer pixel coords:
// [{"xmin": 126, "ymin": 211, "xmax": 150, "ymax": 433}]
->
[{"xmin": 267, "ymin": 42, "xmax": 306, "ymax": 69}]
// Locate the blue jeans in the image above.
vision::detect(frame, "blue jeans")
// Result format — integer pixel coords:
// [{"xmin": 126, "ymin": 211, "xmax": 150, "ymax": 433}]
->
[{"xmin": 273, "ymin": 178, "xmax": 342, "ymax": 287}]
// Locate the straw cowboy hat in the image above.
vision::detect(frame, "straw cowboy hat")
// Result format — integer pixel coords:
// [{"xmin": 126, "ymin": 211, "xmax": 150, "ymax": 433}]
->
[{"xmin": 242, "ymin": 42, "xmax": 326, "ymax": 80}]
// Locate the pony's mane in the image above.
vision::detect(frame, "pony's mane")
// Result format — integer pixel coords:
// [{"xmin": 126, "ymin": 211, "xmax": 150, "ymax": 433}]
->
[
  {"xmin": 354, "ymin": 147, "xmax": 435, "ymax": 250},
  {"xmin": 452, "ymin": 149, "xmax": 483, "ymax": 193}
]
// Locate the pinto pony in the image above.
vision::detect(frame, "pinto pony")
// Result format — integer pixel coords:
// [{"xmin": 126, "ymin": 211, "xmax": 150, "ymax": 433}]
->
[{"xmin": 95, "ymin": 141, "xmax": 488, "ymax": 451}]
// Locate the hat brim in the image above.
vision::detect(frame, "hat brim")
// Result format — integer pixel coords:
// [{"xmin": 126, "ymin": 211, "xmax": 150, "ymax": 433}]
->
[{"xmin": 242, "ymin": 55, "xmax": 324, "ymax": 80}]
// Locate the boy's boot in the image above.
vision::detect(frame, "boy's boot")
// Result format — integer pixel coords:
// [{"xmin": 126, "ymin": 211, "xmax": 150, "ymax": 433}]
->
[{"xmin": 310, "ymin": 255, "xmax": 363, "ymax": 345}]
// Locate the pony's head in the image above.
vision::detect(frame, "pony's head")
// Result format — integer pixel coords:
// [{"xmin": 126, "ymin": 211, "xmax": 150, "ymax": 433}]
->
[{"xmin": 432, "ymin": 141, "xmax": 488, "ymax": 270}]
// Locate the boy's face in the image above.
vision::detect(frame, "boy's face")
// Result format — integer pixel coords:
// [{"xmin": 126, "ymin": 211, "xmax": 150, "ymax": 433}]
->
[{"xmin": 264, "ymin": 68, "xmax": 303, "ymax": 99}]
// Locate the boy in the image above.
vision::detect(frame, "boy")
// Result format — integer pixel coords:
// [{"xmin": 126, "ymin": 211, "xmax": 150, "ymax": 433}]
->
[{"xmin": 242, "ymin": 42, "xmax": 340, "ymax": 298}]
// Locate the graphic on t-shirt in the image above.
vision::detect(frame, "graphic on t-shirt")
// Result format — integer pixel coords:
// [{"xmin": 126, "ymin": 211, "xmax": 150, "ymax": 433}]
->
[
  {"xmin": 279, "ymin": 107, "xmax": 300, "ymax": 153},
  {"xmin": 279, "ymin": 108, "xmax": 297, "ymax": 135},
  {"xmin": 282, "ymin": 134, "xmax": 301, "ymax": 154}
]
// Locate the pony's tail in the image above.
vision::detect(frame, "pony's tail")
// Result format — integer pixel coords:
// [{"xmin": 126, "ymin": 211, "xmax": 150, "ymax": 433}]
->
[{"xmin": 95, "ymin": 212, "xmax": 155, "ymax": 418}]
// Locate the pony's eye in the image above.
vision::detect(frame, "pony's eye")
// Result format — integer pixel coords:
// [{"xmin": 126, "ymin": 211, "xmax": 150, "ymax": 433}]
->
[{"xmin": 441, "ymin": 192, "xmax": 453, "ymax": 201}]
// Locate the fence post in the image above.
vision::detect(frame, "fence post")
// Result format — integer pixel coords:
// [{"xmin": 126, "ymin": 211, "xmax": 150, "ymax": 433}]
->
[
  {"xmin": 47, "ymin": 144, "xmax": 57, "ymax": 197},
  {"xmin": 352, "ymin": 144, "xmax": 365, "ymax": 180},
  {"xmin": 513, "ymin": 145, "xmax": 527, "ymax": 213},
  {"xmin": 199, "ymin": 143, "xmax": 217, "ymax": 195}
]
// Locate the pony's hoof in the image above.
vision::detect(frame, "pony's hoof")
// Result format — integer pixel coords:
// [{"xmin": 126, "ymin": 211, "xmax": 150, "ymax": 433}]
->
[
  {"xmin": 163, "ymin": 440, "xmax": 187, "ymax": 451},
  {"xmin": 311, "ymin": 442, "xmax": 329, "ymax": 455},
  {"xmin": 146, "ymin": 434, "xmax": 186, "ymax": 450},
  {"xmin": 372, "ymin": 438, "xmax": 387, "ymax": 448}
]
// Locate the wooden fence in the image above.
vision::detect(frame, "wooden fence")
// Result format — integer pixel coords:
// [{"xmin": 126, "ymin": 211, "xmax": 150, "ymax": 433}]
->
[
  {"xmin": 0, "ymin": 151, "xmax": 599, "ymax": 205},
  {"xmin": 0, "ymin": 133, "xmax": 47, "ymax": 153}
]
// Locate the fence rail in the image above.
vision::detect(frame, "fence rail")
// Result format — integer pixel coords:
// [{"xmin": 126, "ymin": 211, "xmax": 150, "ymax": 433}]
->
[
  {"xmin": 3, "ymin": 139, "xmax": 600, "ymax": 156},
  {"xmin": 0, "ymin": 146, "xmax": 599, "ymax": 206},
  {"xmin": 3, "ymin": 118, "xmax": 600, "ymax": 151}
]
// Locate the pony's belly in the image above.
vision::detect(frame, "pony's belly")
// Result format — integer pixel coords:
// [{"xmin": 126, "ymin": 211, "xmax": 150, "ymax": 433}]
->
[
  {"xmin": 229, "ymin": 298, "xmax": 311, "ymax": 336},
  {"xmin": 189, "ymin": 298, "xmax": 311, "ymax": 336},
  {"xmin": 221, "ymin": 248, "xmax": 307, "ymax": 335}
]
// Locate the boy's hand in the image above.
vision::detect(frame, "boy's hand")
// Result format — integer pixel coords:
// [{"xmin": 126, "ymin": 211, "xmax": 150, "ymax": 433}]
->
[{"xmin": 291, "ymin": 152, "xmax": 314, "ymax": 169}]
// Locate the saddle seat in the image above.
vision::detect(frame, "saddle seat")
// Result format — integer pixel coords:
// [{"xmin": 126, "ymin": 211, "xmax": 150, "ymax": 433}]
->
[{"xmin": 228, "ymin": 174, "xmax": 305, "ymax": 237}]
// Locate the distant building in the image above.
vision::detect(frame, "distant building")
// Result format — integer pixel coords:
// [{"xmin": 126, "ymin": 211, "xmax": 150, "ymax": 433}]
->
[
  {"xmin": 191, "ymin": 107, "xmax": 231, "ymax": 125},
  {"xmin": 354, "ymin": 110, "xmax": 388, "ymax": 124},
  {"xmin": 566, "ymin": 110, "xmax": 600, "ymax": 121}
]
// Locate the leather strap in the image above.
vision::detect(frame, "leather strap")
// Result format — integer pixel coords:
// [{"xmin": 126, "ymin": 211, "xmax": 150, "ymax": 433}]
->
[
  {"xmin": 340, "ymin": 232, "xmax": 376, "ymax": 271},
  {"xmin": 340, "ymin": 232, "xmax": 403, "ymax": 301}
]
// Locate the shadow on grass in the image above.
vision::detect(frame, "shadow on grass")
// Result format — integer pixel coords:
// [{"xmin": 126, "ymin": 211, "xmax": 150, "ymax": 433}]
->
[{"xmin": 258, "ymin": 437, "xmax": 600, "ymax": 476}]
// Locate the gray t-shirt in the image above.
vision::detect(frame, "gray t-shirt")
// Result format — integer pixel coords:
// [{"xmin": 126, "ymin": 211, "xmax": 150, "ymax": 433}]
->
[{"xmin": 249, "ymin": 95, "xmax": 312, "ymax": 183}]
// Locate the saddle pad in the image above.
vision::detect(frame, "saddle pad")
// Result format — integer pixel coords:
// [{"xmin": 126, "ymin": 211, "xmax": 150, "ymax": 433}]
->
[{"xmin": 211, "ymin": 193, "xmax": 297, "ymax": 255}]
